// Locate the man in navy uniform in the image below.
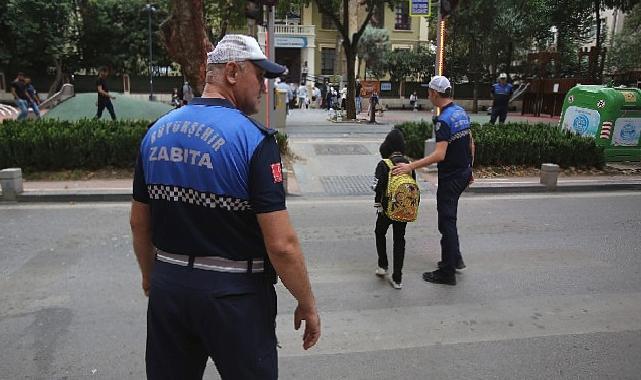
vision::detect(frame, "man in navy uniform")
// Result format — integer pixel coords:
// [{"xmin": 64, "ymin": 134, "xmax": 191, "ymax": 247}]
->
[
  {"xmin": 130, "ymin": 34, "xmax": 320, "ymax": 379},
  {"xmin": 489, "ymin": 72, "xmax": 513, "ymax": 124},
  {"xmin": 392, "ymin": 75, "xmax": 474, "ymax": 286}
]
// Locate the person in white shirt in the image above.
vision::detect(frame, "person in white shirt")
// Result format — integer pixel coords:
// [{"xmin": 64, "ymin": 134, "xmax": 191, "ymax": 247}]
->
[
  {"xmin": 409, "ymin": 91, "xmax": 418, "ymax": 111},
  {"xmin": 297, "ymin": 83, "xmax": 308, "ymax": 109},
  {"xmin": 312, "ymin": 86, "xmax": 321, "ymax": 108}
]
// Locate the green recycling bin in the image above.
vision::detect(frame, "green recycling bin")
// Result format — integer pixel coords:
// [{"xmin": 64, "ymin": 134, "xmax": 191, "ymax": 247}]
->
[{"xmin": 559, "ymin": 85, "xmax": 641, "ymax": 162}]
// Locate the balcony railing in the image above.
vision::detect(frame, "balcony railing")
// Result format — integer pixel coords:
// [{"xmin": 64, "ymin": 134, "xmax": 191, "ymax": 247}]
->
[{"xmin": 260, "ymin": 24, "xmax": 315, "ymax": 36}]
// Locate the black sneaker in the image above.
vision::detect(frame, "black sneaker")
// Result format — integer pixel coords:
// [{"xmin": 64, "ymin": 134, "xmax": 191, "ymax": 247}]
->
[
  {"xmin": 437, "ymin": 258, "xmax": 466, "ymax": 271},
  {"xmin": 422, "ymin": 270, "xmax": 456, "ymax": 285}
]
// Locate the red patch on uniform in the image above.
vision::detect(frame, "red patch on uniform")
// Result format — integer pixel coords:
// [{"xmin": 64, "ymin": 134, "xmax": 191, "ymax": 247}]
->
[{"xmin": 271, "ymin": 163, "xmax": 283, "ymax": 183}]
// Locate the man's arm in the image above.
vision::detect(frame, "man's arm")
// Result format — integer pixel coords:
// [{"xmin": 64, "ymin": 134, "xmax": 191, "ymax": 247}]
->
[
  {"xmin": 257, "ymin": 211, "xmax": 320, "ymax": 350},
  {"xmin": 392, "ymin": 141, "xmax": 448, "ymax": 175},
  {"xmin": 469, "ymin": 132, "xmax": 476, "ymax": 185},
  {"xmin": 130, "ymin": 200, "xmax": 154, "ymax": 296}
]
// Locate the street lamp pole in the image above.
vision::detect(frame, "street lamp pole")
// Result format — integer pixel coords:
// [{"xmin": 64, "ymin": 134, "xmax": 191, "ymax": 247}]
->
[{"xmin": 144, "ymin": 3, "xmax": 156, "ymax": 101}]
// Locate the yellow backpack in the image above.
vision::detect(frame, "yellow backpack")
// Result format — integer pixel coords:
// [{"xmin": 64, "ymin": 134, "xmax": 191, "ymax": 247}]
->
[{"xmin": 383, "ymin": 159, "xmax": 420, "ymax": 222}]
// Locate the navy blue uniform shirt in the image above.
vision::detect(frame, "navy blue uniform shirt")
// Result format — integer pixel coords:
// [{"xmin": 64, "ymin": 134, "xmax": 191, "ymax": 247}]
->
[
  {"xmin": 132, "ymin": 97, "xmax": 286, "ymax": 260},
  {"xmin": 434, "ymin": 102, "xmax": 472, "ymax": 181},
  {"xmin": 491, "ymin": 82, "xmax": 513, "ymax": 108}
]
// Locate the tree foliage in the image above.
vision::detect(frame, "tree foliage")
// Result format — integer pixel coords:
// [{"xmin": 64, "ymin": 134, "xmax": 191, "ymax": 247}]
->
[
  {"xmin": 313, "ymin": 0, "xmax": 400, "ymax": 119},
  {"xmin": 384, "ymin": 46, "xmax": 434, "ymax": 83},
  {"xmin": 77, "ymin": 0, "xmax": 171, "ymax": 74},
  {"xmin": 606, "ymin": 3, "xmax": 641, "ymax": 74},
  {"xmin": 0, "ymin": 0, "xmax": 173, "ymax": 81},
  {"xmin": 0, "ymin": 0, "xmax": 79, "ymax": 77},
  {"xmin": 357, "ymin": 26, "xmax": 390, "ymax": 79}
]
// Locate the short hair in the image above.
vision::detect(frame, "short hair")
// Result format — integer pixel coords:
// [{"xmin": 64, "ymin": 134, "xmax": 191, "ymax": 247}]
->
[
  {"xmin": 431, "ymin": 87, "xmax": 452, "ymax": 98},
  {"xmin": 17, "ymin": 72, "xmax": 24, "ymax": 76},
  {"xmin": 205, "ymin": 61, "xmax": 249, "ymax": 84}
]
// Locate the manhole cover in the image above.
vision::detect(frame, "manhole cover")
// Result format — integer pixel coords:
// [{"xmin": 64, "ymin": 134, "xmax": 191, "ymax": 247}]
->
[
  {"xmin": 320, "ymin": 176, "xmax": 373, "ymax": 195},
  {"xmin": 314, "ymin": 144, "xmax": 370, "ymax": 155}
]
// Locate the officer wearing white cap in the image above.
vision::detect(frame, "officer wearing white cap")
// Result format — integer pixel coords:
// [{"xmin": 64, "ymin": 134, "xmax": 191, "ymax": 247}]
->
[
  {"xmin": 392, "ymin": 75, "xmax": 474, "ymax": 286},
  {"xmin": 490, "ymin": 73, "xmax": 513, "ymax": 124},
  {"xmin": 130, "ymin": 34, "xmax": 320, "ymax": 379}
]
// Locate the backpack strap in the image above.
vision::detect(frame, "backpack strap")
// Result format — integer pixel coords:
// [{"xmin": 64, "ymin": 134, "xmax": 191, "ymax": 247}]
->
[{"xmin": 383, "ymin": 159, "xmax": 394, "ymax": 169}]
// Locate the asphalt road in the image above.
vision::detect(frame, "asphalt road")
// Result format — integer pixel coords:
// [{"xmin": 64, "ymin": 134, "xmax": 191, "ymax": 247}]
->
[{"xmin": 1, "ymin": 191, "xmax": 640, "ymax": 379}]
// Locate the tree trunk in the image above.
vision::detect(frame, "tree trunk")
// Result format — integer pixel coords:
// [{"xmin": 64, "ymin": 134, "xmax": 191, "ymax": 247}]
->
[
  {"xmin": 594, "ymin": 0, "xmax": 602, "ymax": 82},
  {"xmin": 344, "ymin": 47, "xmax": 357, "ymax": 120},
  {"xmin": 160, "ymin": 0, "xmax": 209, "ymax": 96},
  {"xmin": 47, "ymin": 57, "xmax": 63, "ymax": 98},
  {"xmin": 472, "ymin": 81, "xmax": 478, "ymax": 114},
  {"xmin": 506, "ymin": 41, "xmax": 514, "ymax": 76}
]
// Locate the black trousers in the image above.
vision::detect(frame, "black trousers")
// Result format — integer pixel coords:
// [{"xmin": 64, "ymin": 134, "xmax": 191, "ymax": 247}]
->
[
  {"xmin": 375, "ymin": 213, "xmax": 407, "ymax": 283},
  {"xmin": 436, "ymin": 169, "xmax": 472, "ymax": 276},
  {"xmin": 95, "ymin": 99, "xmax": 116, "ymax": 120},
  {"xmin": 490, "ymin": 105, "xmax": 507, "ymax": 124},
  {"xmin": 146, "ymin": 261, "xmax": 278, "ymax": 380}
]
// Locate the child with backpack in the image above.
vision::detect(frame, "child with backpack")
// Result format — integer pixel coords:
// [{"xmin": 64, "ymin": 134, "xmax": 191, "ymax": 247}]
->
[{"xmin": 372, "ymin": 128, "xmax": 419, "ymax": 289}]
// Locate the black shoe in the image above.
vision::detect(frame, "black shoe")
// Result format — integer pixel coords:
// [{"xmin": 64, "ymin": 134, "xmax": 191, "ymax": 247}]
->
[
  {"xmin": 423, "ymin": 270, "xmax": 456, "ymax": 285},
  {"xmin": 437, "ymin": 258, "xmax": 466, "ymax": 271}
]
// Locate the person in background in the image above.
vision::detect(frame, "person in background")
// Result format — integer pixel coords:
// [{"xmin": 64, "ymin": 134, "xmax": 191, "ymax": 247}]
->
[
  {"xmin": 10, "ymin": 72, "xmax": 33, "ymax": 120},
  {"xmin": 275, "ymin": 77, "xmax": 292, "ymax": 115},
  {"xmin": 409, "ymin": 91, "xmax": 418, "ymax": 111},
  {"xmin": 297, "ymin": 82, "xmax": 308, "ymax": 109},
  {"xmin": 171, "ymin": 88, "xmax": 181, "ymax": 108},
  {"xmin": 490, "ymin": 73, "xmax": 513, "ymax": 124},
  {"xmin": 94, "ymin": 67, "xmax": 117, "ymax": 121},
  {"xmin": 24, "ymin": 76, "xmax": 41, "ymax": 119},
  {"xmin": 182, "ymin": 80, "xmax": 194, "ymax": 105},
  {"xmin": 355, "ymin": 79, "xmax": 363, "ymax": 114}
]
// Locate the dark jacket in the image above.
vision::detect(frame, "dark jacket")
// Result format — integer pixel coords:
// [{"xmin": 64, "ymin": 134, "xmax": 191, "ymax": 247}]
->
[{"xmin": 373, "ymin": 128, "xmax": 415, "ymax": 209}]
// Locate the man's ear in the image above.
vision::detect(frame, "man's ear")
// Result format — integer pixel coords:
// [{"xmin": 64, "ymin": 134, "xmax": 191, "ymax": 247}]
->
[{"xmin": 225, "ymin": 62, "xmax": 240, "ymax": 85}]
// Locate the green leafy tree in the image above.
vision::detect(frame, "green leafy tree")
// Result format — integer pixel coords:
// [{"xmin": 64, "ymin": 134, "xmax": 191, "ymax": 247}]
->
[
  {"xmin": 357, "ymin": 26, "xmax": 390, "ymax": 79},
  {"xmin": 383, "ymin": 46, "xmax": 434, "ymax": 97},
  {"xmin": 205, "ymin": 0, "xmax": 251, "ymax": 43},
  {"xmin": 606, "ymin": 3, "xmax": 641, "ymax": 76},
  {"xmin": 590, "ymin": 0, "xmax": 641, "ymax": 81},
  {"xmin": 0, "ymin": 0, "xmax": 79, "ymax": 95},
  {"xmin": 314, "ymin": 0, "xmax": 400, "ymax": 120},
  {"xmin": 384, "ymin": 49, "xmax": 413, "ymax": 97},
  {"xmin": 77, "ymin": 0, "xmax": 171, "ymax": 75}
]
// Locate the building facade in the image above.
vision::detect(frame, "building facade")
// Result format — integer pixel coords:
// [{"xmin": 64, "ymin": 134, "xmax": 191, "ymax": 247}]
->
[{"xmin": 258, "ymin": 1, "xmax": 430, "ymax": 84}]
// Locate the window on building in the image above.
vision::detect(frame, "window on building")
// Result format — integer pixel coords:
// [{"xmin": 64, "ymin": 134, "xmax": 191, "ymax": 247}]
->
[
  {"xmin": 321, "ymin": 47, "xmax": 336, "ymax": 75},
  {"xmin": 321, "ymin": 13, "xmax": 336, "ymax": 30},
  {"xmin": 370, "ymin": 5, "xmax": 385, "ymax": 28},
  {"xmin": 394, "ymin": 3, "xmax": 411, "ymax": 30}
]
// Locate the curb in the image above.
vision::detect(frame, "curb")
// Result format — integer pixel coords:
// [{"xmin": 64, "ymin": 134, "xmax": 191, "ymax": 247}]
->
[
  {"xmin": 12, "ymin": 191, "xmax": 132, "ymax": 203},
  {"xmin": 466, "ymin": 183, "xmax": 641, "ymax": 194},
  {"xmin": 2, "ymin": 182, "xmax": 639, "ymax": 204}
]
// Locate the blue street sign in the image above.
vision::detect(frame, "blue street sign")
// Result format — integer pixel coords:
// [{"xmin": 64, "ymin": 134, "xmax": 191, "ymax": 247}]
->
[{"xmin": 410, "ymin": 0, "xmax": 431, "ymax": 16}]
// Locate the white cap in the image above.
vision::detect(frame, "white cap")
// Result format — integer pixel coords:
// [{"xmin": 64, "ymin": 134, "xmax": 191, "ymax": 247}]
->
[
  {"xmin": 428, "ymin": 75, "xmax": 452, "ymax": 93},
  {"xmin": 207, "ymin": 34, "xmax": 286, "ymax": 78},
  {"xmin": 499, "ymin": 73, "xmax": 508, "ymax": 79}
]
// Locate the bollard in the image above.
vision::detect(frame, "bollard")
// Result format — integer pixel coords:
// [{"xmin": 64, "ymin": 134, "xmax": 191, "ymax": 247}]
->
[
  {"xmin": 0, "ymin": 168, "xmax": 24, "ymax": 201},
  {"xmin": 540, "ymin": 163, "xmax": 560, "ymax": 190},
  {"xmin": 423, "ymin": 138, "xmax": 437, "ymax": 172}
]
